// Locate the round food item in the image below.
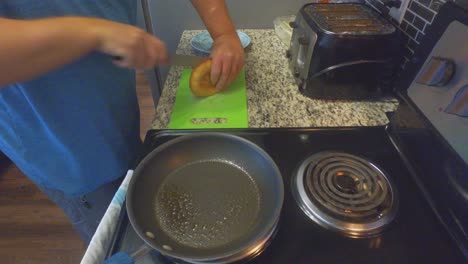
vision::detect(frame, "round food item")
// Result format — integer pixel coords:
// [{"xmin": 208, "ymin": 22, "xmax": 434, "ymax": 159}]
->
[{"xmin": 190, "ymin": 60, "xmax": 217, "ymax": 97}]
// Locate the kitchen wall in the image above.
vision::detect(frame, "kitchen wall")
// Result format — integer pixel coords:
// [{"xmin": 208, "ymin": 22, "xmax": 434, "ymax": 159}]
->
[{"xmin": 365, "ymin": 0, "xmax": 461, "ymax": 69}]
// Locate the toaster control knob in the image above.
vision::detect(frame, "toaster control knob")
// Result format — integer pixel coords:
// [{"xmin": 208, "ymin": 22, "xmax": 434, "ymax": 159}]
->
[
  {"xmin": 416, "ymin": 57, "xmax": 456, "ymax": 87},
  {"xmin": 299, "ymin": 36, "xmax": 309, "ymax": 46},
  {"xmin": 289, "ymin": 21, "xmax": 298, "ymax": 28}
]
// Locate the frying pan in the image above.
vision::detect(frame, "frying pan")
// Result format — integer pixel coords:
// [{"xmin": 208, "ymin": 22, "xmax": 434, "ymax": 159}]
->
[{"xmin": 120, "ymin": 133, "xmax": 283, "ymax": 263}]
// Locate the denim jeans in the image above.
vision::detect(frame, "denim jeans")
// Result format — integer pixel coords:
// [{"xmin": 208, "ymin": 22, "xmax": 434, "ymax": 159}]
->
[{"xmin": 39, "ymin": 177, "xmax": 123, "ymax": 243}]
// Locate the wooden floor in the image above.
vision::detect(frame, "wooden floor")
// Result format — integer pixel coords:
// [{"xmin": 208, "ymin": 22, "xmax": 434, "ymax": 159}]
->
[{"xmin": 0, "ymin": 74, "xmax": 154, "ymax": 264}]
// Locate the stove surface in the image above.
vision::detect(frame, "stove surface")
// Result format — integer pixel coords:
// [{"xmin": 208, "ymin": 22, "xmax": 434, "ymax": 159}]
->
[{"xmin": 107, "ymin": 128, "xmax": 465, "ymax": 263}]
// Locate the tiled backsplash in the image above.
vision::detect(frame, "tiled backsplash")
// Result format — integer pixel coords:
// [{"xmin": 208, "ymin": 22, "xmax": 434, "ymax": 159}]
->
[{"xmin": 366, "ymin": 0, "xmax": 448, "ymax": 68}]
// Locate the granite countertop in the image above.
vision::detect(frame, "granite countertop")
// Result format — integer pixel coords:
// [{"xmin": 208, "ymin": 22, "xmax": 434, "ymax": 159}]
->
[{"xmin": 152, "ymin": 29, "xmax": 398, "ymax": 129}]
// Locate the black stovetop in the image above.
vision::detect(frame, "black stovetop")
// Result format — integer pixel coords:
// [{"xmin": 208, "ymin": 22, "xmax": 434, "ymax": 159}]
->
[{"xmin": 107, "ymin": 127, "xmax": 465, "ymax": 263}]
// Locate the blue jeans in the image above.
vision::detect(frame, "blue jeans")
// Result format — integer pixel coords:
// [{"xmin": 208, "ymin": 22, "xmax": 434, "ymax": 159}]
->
[{"xmin": 39, "ymin": 177, "xmax": 123, "ymax": 243}]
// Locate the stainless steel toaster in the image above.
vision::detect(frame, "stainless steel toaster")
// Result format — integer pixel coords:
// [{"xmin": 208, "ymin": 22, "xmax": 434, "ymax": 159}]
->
[{"xmin": 287, "ymin": 3, "xmax": 402, "ymax": 100}]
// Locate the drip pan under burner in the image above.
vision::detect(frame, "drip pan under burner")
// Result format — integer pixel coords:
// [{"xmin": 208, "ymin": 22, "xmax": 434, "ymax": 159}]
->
[{"xmin": 292, "ymin": 151, "xmax": 398, "ymax": 238}]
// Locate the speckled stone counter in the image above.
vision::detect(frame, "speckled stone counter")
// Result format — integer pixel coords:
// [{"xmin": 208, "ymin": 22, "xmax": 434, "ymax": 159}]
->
[{"xmin": 152, "ymin": 29, "xmax": 398, "ymax": 129}]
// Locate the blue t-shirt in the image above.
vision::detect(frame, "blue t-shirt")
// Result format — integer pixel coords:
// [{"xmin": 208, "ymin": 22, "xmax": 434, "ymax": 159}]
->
[{"xmin": 0, "ymin": 0, "xmax": 142, "ymax": 196}]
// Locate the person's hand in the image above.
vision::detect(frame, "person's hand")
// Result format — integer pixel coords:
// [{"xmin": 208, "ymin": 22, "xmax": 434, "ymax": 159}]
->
[
  {"xmin": 210, "ymin": 32, "xmax": 245, "ymax": 91},
  {"xmin": 91, "ymin": 19, "xmax": 168, "ymax": 70}
]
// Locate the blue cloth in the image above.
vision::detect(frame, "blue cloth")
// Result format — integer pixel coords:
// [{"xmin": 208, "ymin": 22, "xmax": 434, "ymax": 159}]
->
[{"xmin": 0, "ymin": 0, "xmax": 142, "ymax": 196}]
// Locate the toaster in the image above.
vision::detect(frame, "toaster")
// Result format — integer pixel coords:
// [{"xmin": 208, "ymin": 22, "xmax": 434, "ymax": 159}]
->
[{"xmin": 287, "ymin": 3, "xmax": 401, "ymax": 100}]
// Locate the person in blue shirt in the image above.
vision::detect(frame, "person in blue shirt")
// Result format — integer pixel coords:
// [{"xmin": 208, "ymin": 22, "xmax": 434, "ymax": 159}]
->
[{"xmin": 0, "ymin": 0, "xmax": 244, "ymax": 242}]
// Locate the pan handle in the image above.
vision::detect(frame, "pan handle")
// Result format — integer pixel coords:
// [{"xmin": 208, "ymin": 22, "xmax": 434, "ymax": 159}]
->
[{"xmin": 102, "ymin": 244, "xmax": 152, "ymax": 264}]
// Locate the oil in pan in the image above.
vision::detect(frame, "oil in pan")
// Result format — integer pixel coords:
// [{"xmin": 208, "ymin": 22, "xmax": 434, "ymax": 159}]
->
[{"xmin": 154, "ymin": 159, "xmax": 261, "ymax": 249}]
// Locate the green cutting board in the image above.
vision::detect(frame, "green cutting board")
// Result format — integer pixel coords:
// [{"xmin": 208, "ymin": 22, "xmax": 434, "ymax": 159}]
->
[{"xmin": 168, "ymin": 69, "xmax": 248, "ymax": 129}]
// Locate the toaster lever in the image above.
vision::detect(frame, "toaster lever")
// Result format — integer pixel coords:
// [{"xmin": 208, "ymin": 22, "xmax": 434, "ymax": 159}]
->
[
  {"xmin": 295, "ymin": 36, "xmax": 310, "ymax": 68},
  {"xmin": 310, "ymin": 60, "xmax": 387, "ymax": 79},
  {"xmin": 416, "ymin": 57, "xmax": 455, "ymax": 87},
  {"xmin": 297, "ymin": 43, "xmax": 306, "ymax": 68}
]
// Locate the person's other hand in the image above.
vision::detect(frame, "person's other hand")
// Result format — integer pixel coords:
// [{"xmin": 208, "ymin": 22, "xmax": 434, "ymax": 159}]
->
[
  {"xmin": 210, "ymin": 32, "xmax": 245, "ymax": 91},
  {"xmin": 92, "ymin": 19, "xmax": 168, "ymax": 70}
]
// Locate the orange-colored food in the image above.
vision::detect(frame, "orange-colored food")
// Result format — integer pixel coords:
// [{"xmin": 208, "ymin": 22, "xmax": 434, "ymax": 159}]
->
[{"xmin": 190, "ymin": 60, "xmax": 217, "ymax": 97}]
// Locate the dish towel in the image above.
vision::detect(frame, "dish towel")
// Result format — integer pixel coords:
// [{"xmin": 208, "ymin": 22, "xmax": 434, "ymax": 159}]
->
[{"xmin": 80, "ymin": 170, "xmax": 134, "ymax": 264}]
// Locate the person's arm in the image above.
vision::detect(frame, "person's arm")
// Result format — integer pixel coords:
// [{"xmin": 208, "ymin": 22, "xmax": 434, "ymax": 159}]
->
[
  {"xmin": 191, "ymin": 0, "xmax": 244, "ymax": 90},
  {"xmin": 0, "ymin": 17, "xmax": 168, "ymax": 87}
]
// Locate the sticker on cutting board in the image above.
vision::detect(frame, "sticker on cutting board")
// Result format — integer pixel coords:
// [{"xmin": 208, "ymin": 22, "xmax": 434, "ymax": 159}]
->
[{"xmin": 191, "ymin": 118, "xmax": 228, "ymax": 124}]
